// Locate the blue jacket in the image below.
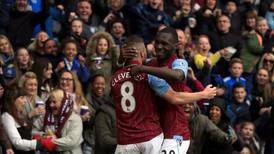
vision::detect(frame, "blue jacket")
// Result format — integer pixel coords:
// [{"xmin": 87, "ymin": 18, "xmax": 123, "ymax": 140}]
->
[
  {"xmin": 223, "ymin": 76, "xmax": 247, "ymax": 99},
  {"xmin": 63, "ymin": 57, "xmax": 89, "ymax": 83},
  {"xmin": 124, "ymin": 1, "xmax": 172, "ymax": 43}
]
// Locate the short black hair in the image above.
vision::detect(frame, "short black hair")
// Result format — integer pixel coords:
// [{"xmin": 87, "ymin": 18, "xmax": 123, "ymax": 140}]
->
[
  {"xmin": 232, "ymin": 82, "xmax": 246, "ymax": 93},
  {"xmin": 156, "ymin": 27, "xmax": 178, "ymax": 44}
]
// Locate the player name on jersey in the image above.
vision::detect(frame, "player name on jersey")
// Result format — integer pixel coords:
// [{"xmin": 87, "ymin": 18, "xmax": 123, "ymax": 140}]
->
[{"xmin": 111, "ymin": 69, "xmax": 144, "ymax": 87}]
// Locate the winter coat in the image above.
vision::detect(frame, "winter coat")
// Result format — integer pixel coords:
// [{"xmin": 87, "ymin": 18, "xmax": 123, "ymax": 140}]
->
[
  {"xmin": 94, "ymin": 103, "xmax": 116, "ymax": 154},
  {"xmin": 187, "ymin": 114, "xmax": 230, "ymax": 154},
  {"xmin": 53, "ymin": 113, "xmax": 83, "ymax": 154}
]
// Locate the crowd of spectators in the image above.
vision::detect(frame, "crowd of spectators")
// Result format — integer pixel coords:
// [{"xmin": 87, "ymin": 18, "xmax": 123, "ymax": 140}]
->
[{"xmin": 0, "ymin": 0, "xmax": 273, "ymax": 154}]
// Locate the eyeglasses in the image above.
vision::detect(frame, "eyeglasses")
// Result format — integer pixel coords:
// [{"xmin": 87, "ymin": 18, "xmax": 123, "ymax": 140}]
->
[
  {"xmin": 263, "ymin": 59, "xmax": 274, "ymax": 64},
  {"xmin": 60, "ymin": 77, "xmax": 73, "ymax": 82}
]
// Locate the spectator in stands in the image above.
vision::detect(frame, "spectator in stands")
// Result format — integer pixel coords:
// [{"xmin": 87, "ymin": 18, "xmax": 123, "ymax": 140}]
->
[
  {"xmin": 232, "ymin": 143, "xmax": 256, "ymax": 154},
  {"xmin": 28, "ymin": 31, "xmax": 49, "ymax": 54},
  {"xmin": 1, "ymin": 0, "xmax": 51, "ymax": 49},
  {"xmin": 223, "ymin": 0, "xmax": 243, "ymax": 35},
  {"xmin": 184, "ymin": 101, "xmax": 237, "ymax": 154},
  {"xmin": 226, "ymin": 83, "xmax": 251, "ymax": 127},
  {"xmin": 193, "ymin": 35, "xmax": 228, "ymax": 86},
  {"xmin": 36, "ymin": 89, "xmax": 84, "ymax": 153},
  {"xmin": 208, "ymin": 15, "xmax": 243, "ymax": 77},
  {"xmin": 240, "ymin": 11, "xmax": 264, "ymax": 91},
  {"xmin": 109, "ymin": 20, "xmax": 127, "ymax": 48},
  {"xmin": 85, "ymin": 72, "xmax": 114, "ymax": 154},
  {"xmin": 123, "ymin": 0, "xmax": 172, "ymax": 43},
  {"xmin": 67, "ymin": 18, "xmax": 88, "ymax": 55},
  {"xmin": 0, "ymin": 78, "xmax": 13, "ymax": 154},
  {"xmin": 43, "ymin": 38, "xmax": 62, "ymax": 71},
  {"xmin": 32, "ymin": 58, "xmax": 54, "ymax": 102},
  {"xmin": 86, "ymin": 31, "xmax": 119, "ymax": 94},
  {"xmin": 203, "ymin": 97, "xmax": 243, "ymax": 154},
  {"xmin": 57, "ymin": 70, "xmax": 93, "ymax": 154},
  {"xmin": 175, "ymin": 29, "xmax": 193, "ymax": 63},
  {"xmin": 55, "ymin": 39, "xmax": 89, "ymax": 83},
  {"xmin": 69, "ymin": 0, "xmax": 101, "ymax": 38},
  {"xmin": 173, "ymin": 0, "xmax": 197, "ymax": 31},
  {"xmin": 250, "ymin": 68, "xmax": 272, "ymax": 121},
  {"xmin": 14, "ymin": 48, "xmax": 34, "ymax": 82},
  {"xmin": 223, "ymin": 58, "xmax": 248, "ymax": 100},
  {"xmin": 237, "ymin": 122, "xmax": 262, "ymax": 154},
  {"xmin": 258, "ymin": 52, "xmax": 274, "ymax": 82},
  {"xmin": 0, "ymin": 35, "xmax": 16, "ymax": 86},
  {"xmin": 94, "ymin": 96, "xmax": 116, "ymax": 154},
  {"xmin": 100, "ymin": 0, "xmax": 127, "ymax": 33},
  {"xmin": 195, "ymin": 0, "xmax": 222, "ymax": 35},
  {"xmin": 256, "ymin": 16, "xmax": 274, "ymax": 52},
  {"xmin": 1, "ymin": 87, "xmax": 39, "ymax": 154},
  {"xmin": 265, "ymin": 2, "xmax": 274, "ymax": 30},
  {"xmin": 17, "ymin": 72, "xmax": 45, "ymax": 127}
]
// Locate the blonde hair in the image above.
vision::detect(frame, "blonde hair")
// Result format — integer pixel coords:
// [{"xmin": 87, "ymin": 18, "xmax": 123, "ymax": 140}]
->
[
  {"xmin": 49, "ymin": 89, "xmax": 64, "ymax": 102},
  {"xmin": 18, "ymin": 72, "xmax": 37, "ymax": 88},
  {"xmin": 0, "ymin": 35, "xmax": 14, "ymax": 57}
]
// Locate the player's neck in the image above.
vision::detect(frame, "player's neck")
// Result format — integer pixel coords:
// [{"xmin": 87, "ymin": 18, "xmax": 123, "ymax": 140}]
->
[{"xmin": 127, "ymin": 60, "xmax": 141, "ymax": 66}]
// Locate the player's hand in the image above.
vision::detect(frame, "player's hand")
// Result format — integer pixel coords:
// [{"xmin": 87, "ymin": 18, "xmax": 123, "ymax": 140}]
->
[
  {"xmin": 130, "ymin": 65, "xmax": 143, "ymax": 76},
  {"xmin": 202, "ymin": 84, "xmax": 217, "ymax": 99},
  {"xmin": 121, "ymin": 46, "xmax": 138, "ymax": 59}
]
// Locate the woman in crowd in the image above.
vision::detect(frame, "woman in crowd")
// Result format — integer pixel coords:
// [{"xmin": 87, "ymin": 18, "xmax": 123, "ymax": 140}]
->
[
  {"xmin": 32, "ymin": 58, "xmax": 54, "ymax": 102},
  {"xmin": 86, "ymin": 31, "xmax": 119, "ymax": 95},
  {"xmin": 250, "ymin": 68, "xmax": 272, "ymax": 121},
  {"xmin": 1, "ymin": 86, "xmax": 39, "ymax": 154},
  {"xmin": 202, "ymin": 97, "xmax": 242, "ymax": 154},
  {"xmin": 37, "ymin": 88, "xmax": 83, "ymax": 154},
  {"xmin": 0, "ymin": 77, "xmax": 13, "ymax": 154},
  {"xmin": 258, "ymin": 52, "xmax": 274, "ymax": 82},
  {"xmin": 14, "ymin": 48, "xmax": 34, "ymax": 81},
  {"xmin": 57, "ymin": 70, "xmax": 93, "ymax": 154},
  {"xmin": 17, "ymin": 72, "xmax": 45, "ymax": 126},
  {"xmin": 28, "ymin": 30, "xmax": 49, "ymax": 55},
  {"xmin": 0, "ymin": 35, "xmax": 16, "ymax": 86}
]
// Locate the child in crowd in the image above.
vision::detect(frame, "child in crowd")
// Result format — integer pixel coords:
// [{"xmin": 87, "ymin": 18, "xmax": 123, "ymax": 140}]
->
[
  {"xmin": 224, "ymin": 58, "xmax": 248, "ymax": 100},
  {"xmin": 194, "ymin": 35, "xmax": 228, "ymax": 70},
  {"xmin": 193, "ymin": 35, "xmax": 228, "ymax": 86},
  {"xmin": 55, "ymin": 39, "xmax": 89, "ymax": 83},
  {"xmin": 227, "ymin": 83, "xmax": 251, "ymax": 127},
  {"xmin": 238, "ymin": 122, "xmax": 262, "ymax": 154},
  {"xmin": 69, "ymin": 19, "xmax": 88, "ymax": 55},
  {"xmin": 86, "ymin": 32, "xmax": 119, "ymax": 94},
  {"xmin": 14, "ymin": 48, "xmax": 34, "ymax": 81}
]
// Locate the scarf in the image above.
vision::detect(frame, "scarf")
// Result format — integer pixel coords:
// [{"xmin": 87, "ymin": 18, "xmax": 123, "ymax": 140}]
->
[{"xmin": 43, "ymin": 91, "xmax": 74, "ymax": 138}]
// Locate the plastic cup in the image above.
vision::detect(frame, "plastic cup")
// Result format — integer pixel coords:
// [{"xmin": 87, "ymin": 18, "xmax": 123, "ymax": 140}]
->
[{"xmin": 80, "ymin": 105, "xmax": 89, "ymax": 115}]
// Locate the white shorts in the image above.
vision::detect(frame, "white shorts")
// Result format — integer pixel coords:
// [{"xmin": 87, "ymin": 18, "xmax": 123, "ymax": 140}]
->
[
  {"xmin": 160, "ymin": 138, "xmax": 190, "ymax": 154},
  {"xmin": 115, "ymin": 133, "xmax": 164, "ymax": 154}
]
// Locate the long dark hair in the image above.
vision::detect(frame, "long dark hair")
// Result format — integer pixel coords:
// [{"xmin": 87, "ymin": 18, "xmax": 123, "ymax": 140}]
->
[
  {"xmin": 32, "ymin": 58, "xmax": 53, "ymax": 96},
  {"xmin": 2, "ymin": 85, "xmax": 29, "ymax": 126}
]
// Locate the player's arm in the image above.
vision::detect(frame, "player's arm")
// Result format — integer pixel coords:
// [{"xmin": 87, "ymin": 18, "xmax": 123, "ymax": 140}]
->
[
  {"xmin": 163, "ymin": 85, "xmax": 216, "ymax": 104},
  {"xmin": 148, "ymin": 75, "xmax": 217, "ymax": 105},
  {"xmin": 132, "ymin": 59, "xmax": 188, "ymax": 81}
]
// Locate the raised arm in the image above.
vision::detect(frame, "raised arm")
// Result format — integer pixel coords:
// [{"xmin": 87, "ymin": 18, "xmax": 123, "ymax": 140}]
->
[
  {"xmin": 162, "ymin": 85, "xmax": 217, "ymax": 105},
  {"xmin": 148, "ymin": 75, "xmax": 216, "ymax": 105},
  {"xmin": 132, "ymin": 59, "xmax": 188, "ymax": 81}
]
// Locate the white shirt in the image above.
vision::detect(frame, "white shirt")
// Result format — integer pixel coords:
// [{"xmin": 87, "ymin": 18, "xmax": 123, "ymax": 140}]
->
[{"xmin": 1, "ymin": 112, "xmax": 37, "ymax": 151}]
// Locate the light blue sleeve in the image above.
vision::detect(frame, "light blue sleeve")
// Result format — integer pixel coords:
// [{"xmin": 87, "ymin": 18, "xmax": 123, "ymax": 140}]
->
[
  {"xmin": 148, "ymin": 74, "xmax": 170, "ymax": 96},
  {"xmin": 172, "ymin": 59, "xmax": 188, "ymax": 79}
]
